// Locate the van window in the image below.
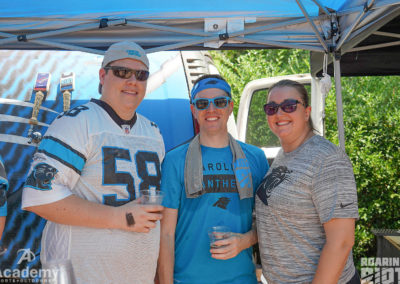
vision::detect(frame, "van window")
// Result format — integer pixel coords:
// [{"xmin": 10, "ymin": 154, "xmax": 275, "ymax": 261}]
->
[
  {"xmin": 245, "ymin": 85, "xmax": 311, "ymax": 148},
  {"xmin": 246, "ymin": 88, "xmax": 280, "ymax": 148}
]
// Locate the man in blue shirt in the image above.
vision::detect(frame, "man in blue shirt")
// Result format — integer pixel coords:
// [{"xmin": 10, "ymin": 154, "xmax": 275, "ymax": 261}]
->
[{"xmin": 158, "ymin": 74, "xmax": 269, "ymax": 284}]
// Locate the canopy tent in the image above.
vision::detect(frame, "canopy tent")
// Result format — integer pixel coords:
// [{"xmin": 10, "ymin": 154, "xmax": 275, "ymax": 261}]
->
[
  {"xmin": 311, "ymin": 5, "xmax": 400, "ymax": 76},
  {"xmin": 1, "ymin": 0, "xmax": 400, "ymax": 149},
  {"xmin": 1, "ymin": 1, "xmax": 398, "ymax": 53}
]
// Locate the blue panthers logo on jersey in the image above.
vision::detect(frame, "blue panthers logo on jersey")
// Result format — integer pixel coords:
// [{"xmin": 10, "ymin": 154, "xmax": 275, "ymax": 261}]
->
[
  {"xmin": 233, "ymin": 158, "xmax": 252, "ymax": 188},
  {"xmin": 26, "ymin": 163, "xmax": 58, "ymax": 191}
]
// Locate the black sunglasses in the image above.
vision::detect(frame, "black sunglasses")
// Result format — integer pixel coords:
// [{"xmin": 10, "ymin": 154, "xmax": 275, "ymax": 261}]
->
[
  {"xmin": 263, "ymin": 99, "xmax": 304, "ymax": 116},
  {"xmin": 192, "ymin": 96, "xmax": 231, "ymax": 110},
  {"xmin": 104, "ymin": 66, "xmax": 149, "ymax": 81}
]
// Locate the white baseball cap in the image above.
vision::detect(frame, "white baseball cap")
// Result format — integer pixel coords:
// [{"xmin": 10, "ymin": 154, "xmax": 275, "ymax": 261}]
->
[{"xmin": 102, "ymin": 41, "xmax": 149, "ymax": 69}]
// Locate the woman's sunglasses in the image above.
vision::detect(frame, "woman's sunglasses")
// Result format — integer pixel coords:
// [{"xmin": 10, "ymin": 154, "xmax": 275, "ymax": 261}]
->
[
  {"xmin": 104, "ymin": 66, "xmax": 150, "ymax": 81},
  {"xmin": 263, "ymin": 99, "xmax": 304, "ymax": 116},
  {"xmin": 192, "ymin": 96, "xmax": 231, "ymax": 110}
]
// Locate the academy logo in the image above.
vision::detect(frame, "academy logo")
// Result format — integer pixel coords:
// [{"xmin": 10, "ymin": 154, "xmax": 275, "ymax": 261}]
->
[
  {"xmin": 213, "ymin": 197, "xmax": 230, "ymax": 209},
  {"xmin": 0, "ymin": 248, "xmax": 58, "ymax": 281},
  {"xmin": 17, "ymin": 248, "xmax": 35, "ymax": 264},
  {"xmin": 257, "ymin": 166, "xmax": 292, "ymax": 205}
]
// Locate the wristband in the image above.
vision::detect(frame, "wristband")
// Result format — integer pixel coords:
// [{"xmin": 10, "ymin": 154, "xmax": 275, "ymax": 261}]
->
[{"xmin": 126, "ymin": 212, "xmax": 135, "ymax": 227}]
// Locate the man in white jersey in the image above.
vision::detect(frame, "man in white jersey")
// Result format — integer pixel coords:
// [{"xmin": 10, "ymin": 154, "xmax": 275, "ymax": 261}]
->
[{"xmin": 22, "ymin": 41, "xmax": 165, "ymax": 284}]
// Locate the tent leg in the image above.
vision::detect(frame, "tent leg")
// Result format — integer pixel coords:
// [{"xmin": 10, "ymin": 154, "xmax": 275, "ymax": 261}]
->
[{"xmin": 333, "ymin": 52, "xmax": 346, "ymax": 151}]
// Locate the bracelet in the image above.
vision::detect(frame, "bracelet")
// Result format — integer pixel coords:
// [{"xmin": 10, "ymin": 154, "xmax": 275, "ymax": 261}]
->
[{"xmin": 126, "ymin": 212, "xmax": 135, "ymax": 227}]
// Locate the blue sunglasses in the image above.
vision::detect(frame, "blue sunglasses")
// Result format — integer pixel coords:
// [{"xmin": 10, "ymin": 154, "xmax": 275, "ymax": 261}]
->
[{"xmin": 192, "ymin": 96, "xmax": 231, "ymax": 110}]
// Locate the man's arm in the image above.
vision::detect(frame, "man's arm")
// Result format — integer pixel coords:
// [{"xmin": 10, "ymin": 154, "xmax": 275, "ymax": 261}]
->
[
  {"xmin": 210, "ymin": 227, "xmax": 257, "ymax": 260},
  {"xmin": 158, "ymin": 207, "xmax": 178, "ymax": 284},
  {"xmin": 25, "ymin": 195, "xmax": 163, "ymax": 233},
  {"xmin": 312, "ymin": 218, "xmax": 355, "ymax": 284}
]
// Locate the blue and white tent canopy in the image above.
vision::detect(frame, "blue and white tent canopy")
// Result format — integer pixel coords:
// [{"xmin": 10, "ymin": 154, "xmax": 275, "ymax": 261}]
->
[{"xmin": 0, "ymin": 0, "xmax": 399, "ymax": 57}]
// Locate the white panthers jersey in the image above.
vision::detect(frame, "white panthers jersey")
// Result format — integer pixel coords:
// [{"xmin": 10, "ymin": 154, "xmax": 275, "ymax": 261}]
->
[{"xmin": 22, "ymin": 99, "xmax": 165, "ymax": 284}]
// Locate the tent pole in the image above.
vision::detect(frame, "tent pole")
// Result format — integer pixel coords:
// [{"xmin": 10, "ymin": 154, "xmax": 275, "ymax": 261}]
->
[
  {"xmin": 295, "ymin": 0, "xmax": 328, "ymax": 52},
  {"xmin": 128, "ymin": 17, "xmax": 312, "ymax": 40},
  {"xmin": 350, "ymin": 40, "xmax": 400, "ymax": 51},
  {"xmin": 145, "ymin": 16, "xmax": 318, "ymax": 52},
  {"xmin": 336, "ymin": 0, "xmax": 375, "ymax": 51},
  {"xmin": 147, "ymin": 37, "xmax": 222, "ymax": 53},
  {"xmin": 126, "ymin": 21, "xmax": 210, "ymax": 37},
  {"xmin": 0, "ymin": 31, "xmax": 104, "ymax": 54},
  {"xmin": 0, "ymin": 19, "xmax": 126, "ymax": 47},
  {"xmin": 235, "ymin": 37, "xmax": 325, "ymax": 52},
  {"xmin": 333, "ymin": 52, "xmax": 346, "ymax": 151}
]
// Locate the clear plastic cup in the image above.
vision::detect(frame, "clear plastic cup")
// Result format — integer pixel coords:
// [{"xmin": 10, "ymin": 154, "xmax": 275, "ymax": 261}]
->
[
  {"xmin": 41, "ymin": 259, "xmax": 76, "ymax": 284},
  {"xmin": 208, "ymin": 226, "xmax": 232, "ymax": 248},
  {"xmin": 139, "ymin": 189, "xmax": 164, "ymax": 205}
]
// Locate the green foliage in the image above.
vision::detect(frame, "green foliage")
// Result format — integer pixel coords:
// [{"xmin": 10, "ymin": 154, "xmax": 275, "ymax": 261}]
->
[
  {"xmin": 211, "ymin": 49, "xmax": 400, "ymax": 269},
  {"xmin": 211, "ymin": 49, "xmax": 310, "ymax": 116},
  {"xmin": 325, "ymin": 76, "xmax": 400, "ymax": 266},
  {"xmin": 211, "ymin": 49, "xmax": 310, "ymax": 148}
]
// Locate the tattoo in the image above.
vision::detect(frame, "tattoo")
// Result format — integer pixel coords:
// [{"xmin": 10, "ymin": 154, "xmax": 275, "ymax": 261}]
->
[{"xmin": 126, "ymin": 212, "xmax": 135, "ymax": 226}]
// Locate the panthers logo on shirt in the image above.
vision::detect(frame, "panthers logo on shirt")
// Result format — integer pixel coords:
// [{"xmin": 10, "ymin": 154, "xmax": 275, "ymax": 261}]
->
[
  {"xmin": 257, "ymin": 166, "xmax": 292, "ymax": 205},
  {"xmin": 213, "ymin": 197, "xmax": 231, "ymax": 209},
  {"xmin": 25, "ymin": 163, "xmax": 58, "ymax": 191}
]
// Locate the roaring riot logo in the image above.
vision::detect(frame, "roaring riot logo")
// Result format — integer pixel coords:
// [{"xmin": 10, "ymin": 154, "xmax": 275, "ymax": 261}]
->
[
  {"xmin": 257, "ymin": 166, "xmax": 292, "ymax": 205},
  {"xmin": 25, "ymin": 163, "xmax": 58, "ymax": 191}
]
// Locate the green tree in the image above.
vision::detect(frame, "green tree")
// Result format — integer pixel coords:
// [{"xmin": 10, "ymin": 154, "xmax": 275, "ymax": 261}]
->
[
  {"xmin": 211, "ymin": 49, "xmax": 400, "ymax": 269},
  {"xmin": 325, "ymin": 76, "xmax": 400, "ymax": 263},
  {"xmin": 211, "ymin": 49, "xmax": 310, "ymax": 115},
  {"xmin": 211, "ymin": 49, "xmax": 310, "ymax": 148}
]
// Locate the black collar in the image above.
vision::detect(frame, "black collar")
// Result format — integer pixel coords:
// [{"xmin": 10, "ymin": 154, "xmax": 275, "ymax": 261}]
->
[{"xmin": 91, "ymin": 99, "xmax": 137, "ymax": 128}]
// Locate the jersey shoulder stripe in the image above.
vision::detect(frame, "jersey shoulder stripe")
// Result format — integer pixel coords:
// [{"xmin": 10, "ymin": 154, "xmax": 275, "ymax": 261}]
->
[{"xmin": 38, "ymin": 136, "xmax": 86, "ymax": 175}]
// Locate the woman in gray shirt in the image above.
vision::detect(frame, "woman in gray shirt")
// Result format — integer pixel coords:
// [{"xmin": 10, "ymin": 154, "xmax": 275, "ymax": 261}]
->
[{"xmin": 256, "ymin": 79, "xmax": 360, "ymax": 283}]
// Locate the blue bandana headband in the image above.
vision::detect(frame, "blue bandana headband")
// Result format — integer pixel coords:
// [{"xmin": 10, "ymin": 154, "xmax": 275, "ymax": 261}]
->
[{"xmin": 191, "ymin": 77, "xmax": 231, "ymax": 100}]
